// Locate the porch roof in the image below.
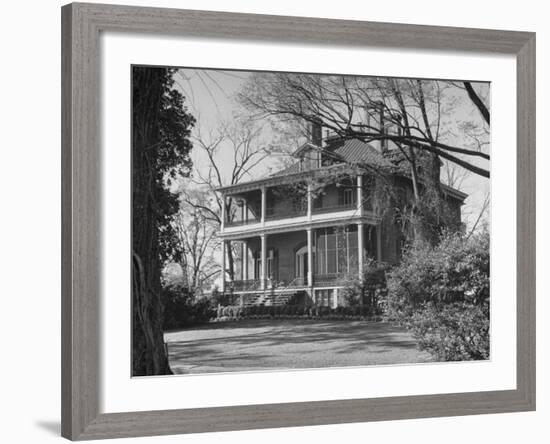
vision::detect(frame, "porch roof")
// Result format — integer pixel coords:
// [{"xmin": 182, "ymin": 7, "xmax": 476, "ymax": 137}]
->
[
  {"xmin": 215, "ymin": 137, "xmax": 468, "ymax": 203},
  {"xmin": 214, "ymin": 162, "xmax": 351, "ymax": 195}
]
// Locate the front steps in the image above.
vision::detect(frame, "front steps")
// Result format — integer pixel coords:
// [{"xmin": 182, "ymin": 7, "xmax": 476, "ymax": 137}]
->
[{"xmin": 241, "ymin": 290, "xmax": 308, "ymax": 307}]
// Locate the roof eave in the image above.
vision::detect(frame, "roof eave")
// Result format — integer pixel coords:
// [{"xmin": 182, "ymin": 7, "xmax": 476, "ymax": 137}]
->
[
  {"xmin": 441, "ymin": 183, "xmax": 468, "ymax": 201},
  {"xmin": 214, "ymin": 163, "xmax": 353, "ymax": 194}
]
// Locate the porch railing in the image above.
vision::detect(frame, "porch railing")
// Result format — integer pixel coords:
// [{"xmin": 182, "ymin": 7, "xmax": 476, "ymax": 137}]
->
[
  {"xmin": 314, "ymin": 273, "xmax": 350, "ymax": 287},
  {"xmin": 285, "ymin": 277, "xmax": 307, "ymax": 287},
  {"xmin": 227, "ymin": 279, "xmax": 263, "ymax": 291},
  {"xmin": 227, "ymin": 274, "xmax": 354, "ymax": 292},
  {"xmin": 312, "ymin": 202, "xmax": 356, "ymax": 215},
  {"xmin": 265, "ymin": 206, "xmax": 307, "ymax": 221},
  {"xmin": 225, "ymin": 217, "xmax": 260, "ymax": 227}
]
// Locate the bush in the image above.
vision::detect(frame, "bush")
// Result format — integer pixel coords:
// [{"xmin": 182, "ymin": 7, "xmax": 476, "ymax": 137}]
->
[
  {"xmin": 222, "ymin": 306, "xmax": 232, "ymax": 317},
  {"xmin": 213, "ymin": 301, "xmax": 391, "ymax": 322},
  {"xmin": 386, "ymin": 229, "xmax": 490, "ymax": 361},
  {"xmin": 340, "ymin": 258, "xmax": 390, "ymax": 314},
  {"xmin": 162, "ymin": 286, "xmax": 216, "ymax": 330},
  {"xmin": 410, "ymin": 302, "xmax": 489, "ymax": 361}
]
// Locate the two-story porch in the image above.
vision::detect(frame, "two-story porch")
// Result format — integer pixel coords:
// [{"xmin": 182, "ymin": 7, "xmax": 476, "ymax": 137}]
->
[{"xmin": 217, "ymin": 169, "xmax": 383, "ymax": 308}]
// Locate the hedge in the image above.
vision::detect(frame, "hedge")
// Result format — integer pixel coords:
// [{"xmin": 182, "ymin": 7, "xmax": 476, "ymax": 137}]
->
[{"xmin": 213, "ymin": 304, "xmax": 380, "ymax": 322}]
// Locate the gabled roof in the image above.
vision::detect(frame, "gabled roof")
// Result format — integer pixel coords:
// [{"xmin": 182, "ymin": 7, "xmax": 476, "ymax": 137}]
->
[
  {"xmin": 291, "ymin": 141, "xmax": 321, "ymax": 157},
  {"xmin": 271, "ymin": 138, "xmax": 393, "ymax": 178},
  {"xmin": 332, "ymin": 138, "xmax": 393, "ymax": 168}
]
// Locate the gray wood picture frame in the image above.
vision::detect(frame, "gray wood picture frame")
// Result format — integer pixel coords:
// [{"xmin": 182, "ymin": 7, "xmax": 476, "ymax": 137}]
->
[{"xmin": 61, "ymin": 2, "xmax": 536, "ymax": 440}]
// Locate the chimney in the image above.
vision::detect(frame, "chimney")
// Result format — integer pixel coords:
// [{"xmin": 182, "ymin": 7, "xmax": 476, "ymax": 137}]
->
[{"xmin": 310, "ymin": 118, "xmax": 323, "ymax": 147}]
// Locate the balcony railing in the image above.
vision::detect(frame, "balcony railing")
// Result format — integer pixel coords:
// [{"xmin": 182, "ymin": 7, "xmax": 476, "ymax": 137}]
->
[
  {"xmin": 225, "ymin": 217, "xmax": 260, "ymax": 227},
  {"xmin": 224, "ymin": 201, "xmax": 370, "ymax": 227},
  {"xmin": 312, "ymin": 202, "xmax": 356, "ymax": 215},
  {"xmin": 265, "ymin": 206, "xmax": 307, "ymax": 221}
]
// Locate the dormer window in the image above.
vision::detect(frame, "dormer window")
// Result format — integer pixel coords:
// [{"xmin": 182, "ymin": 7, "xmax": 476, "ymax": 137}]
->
[{"xmin": 300, "ymin": 149, "xmax": 321, "ymax": 171}]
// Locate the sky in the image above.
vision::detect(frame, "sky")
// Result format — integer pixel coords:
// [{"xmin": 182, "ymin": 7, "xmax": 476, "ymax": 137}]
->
[{"xmin": 172, "ymin": 67, "xmax": 491, "ymax": 231}]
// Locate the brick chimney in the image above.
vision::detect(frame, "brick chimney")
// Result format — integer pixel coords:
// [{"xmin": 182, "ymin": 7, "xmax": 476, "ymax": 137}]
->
[{"xmin": 310, "ymin": 118, "xmax": 323, "ymax": 147}]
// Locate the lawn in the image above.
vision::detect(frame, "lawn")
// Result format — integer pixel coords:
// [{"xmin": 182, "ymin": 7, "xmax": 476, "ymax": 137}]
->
[{"xmin": 164, "ymin": 319, "xmax": 433, "ymax": 374}]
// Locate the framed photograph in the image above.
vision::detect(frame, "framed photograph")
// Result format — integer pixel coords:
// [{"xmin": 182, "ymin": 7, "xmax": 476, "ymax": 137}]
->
[{"xmin": 61, "ymin": 2, "xmax": 535, "ymax": 440}]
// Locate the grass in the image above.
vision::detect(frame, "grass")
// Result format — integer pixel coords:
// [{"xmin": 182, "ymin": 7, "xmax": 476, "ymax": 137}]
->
[{"xmin": 164, "ymin": 319, "xmax": 432, "ymax": 374}]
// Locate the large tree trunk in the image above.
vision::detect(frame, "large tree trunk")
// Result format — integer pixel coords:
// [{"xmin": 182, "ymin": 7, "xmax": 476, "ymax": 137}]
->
[{"xmin": 132, "ymin": 67, "xmax": 172, "ymax": 376}]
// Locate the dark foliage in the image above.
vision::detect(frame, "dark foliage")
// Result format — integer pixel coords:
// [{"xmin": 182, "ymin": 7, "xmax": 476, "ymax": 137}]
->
[
  {"xmin": 385, "ymin": 229, "xmax": 490, "ymax": 360},
  {"xmin": 410, "ymin": 302, "xmax": 489, "ymax": 361},
  {"xmin": 340, "ymin": 257, "xmax": 390, "ymax": 311},
  {"xmin": 213, "ymin": 304, "xmax": 379, "ymax": 322},
  {"xmin": 132, "ymin": 66, "xmax": 195, "ymax": 376},
  {"xmin": 162, "ymin": 287, "xmax": 216, "ymax": 330}
]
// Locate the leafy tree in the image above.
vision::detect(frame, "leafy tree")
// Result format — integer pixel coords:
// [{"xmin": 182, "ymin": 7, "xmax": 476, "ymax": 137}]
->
[
  {"xmin": 385, "ymin": 229, "xmax": 490, "ymax": 360},
  {"xmin": 132, "ymin": 66, "xmax": 195, "ymax": 376}
]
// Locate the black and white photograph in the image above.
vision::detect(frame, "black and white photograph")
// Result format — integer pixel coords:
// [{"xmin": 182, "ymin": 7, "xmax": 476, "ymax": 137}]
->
[{"xmin": 131, "ymin": 66, "xmax": 490, "ymax": 377}]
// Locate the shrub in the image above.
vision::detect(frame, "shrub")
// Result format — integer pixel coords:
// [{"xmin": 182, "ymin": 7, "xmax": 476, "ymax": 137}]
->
[
  {"xmin": 162, "ymin": 286, "xmax": 216, "ymax": 330},
  {"xmin": 410, "ymin": 302, "xmax": 490, "ymax": 361},
  {"xmin": 340, "ymin": 258, "xmax": 390, "ymax": 314},
  {"xmin": 386, "ymin": 229, "xmax": 490, "ymax": 361},
  {"xmin": 222, "ymin": 306, "xmax": 232, "ymax": 318}
]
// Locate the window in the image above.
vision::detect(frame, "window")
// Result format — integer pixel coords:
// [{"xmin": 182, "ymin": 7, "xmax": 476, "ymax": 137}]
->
[
  {"xmin": 301, "ymin": 150, "xmax": 321, "ymax": 171},
  {"xmin": 313, "ymin": 194, "xmax": 323, "ymax": 209},
  {"xmin": 316, "ymin": 289, "xmax": 334, "ymax": 307},
  {"xmin": 338, "ymin": 179, "xmax": 356, "ymax": 207},
  {"xmin": 315, "ymin": 226, "xmax": 358, "ymax": 275},
  {"xmin": 343, "ymin": 188, "xmax": 354, "ymax": 206}
]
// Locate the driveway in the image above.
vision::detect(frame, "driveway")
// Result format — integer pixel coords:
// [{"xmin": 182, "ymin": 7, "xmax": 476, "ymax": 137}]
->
[{"xmin": 164, "ymin": 319, "xmax": 433, "ymax": 374}]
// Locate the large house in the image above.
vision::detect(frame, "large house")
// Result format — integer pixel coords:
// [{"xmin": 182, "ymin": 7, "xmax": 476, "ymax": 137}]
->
[{"xmin": 215, "ymin": 121, "xmax": 467, "ymax": 307}]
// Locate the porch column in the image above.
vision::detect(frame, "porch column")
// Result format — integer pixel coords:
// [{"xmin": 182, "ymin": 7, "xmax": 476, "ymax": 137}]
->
[
  {"xmin": 376, "ymin": 224, "xmax": 382, "ymax": 263},
  {"xmin": 220, "ymin": 194, "xmax": 226, "ymax": 231},
  {"xmin": 307, "ymin": 228, "xmax": 313, "ymax": 287},
  {"xmin": 221, "ymin": 240, "xmax": 226, "ymax": 292},
  {"xmin": 307, "ymin": 183, "xmax": 312, "ymax": 220},
  {"xmin": 261, "ymin": 186, "xmax": 266, "ymax": 226},
  {"xmin": 241, "ymin": 200, "xmax": 246, "ymax": 224},
  {"xmin": 357, "ymin": 222, "xmax": 364, "ymax": 276},
  {"xmin": 260, "ymin": 234, "xmax": 267, "ymax": 290},
  {"xmin": 242, "ymin": 240, "xmax": 248, "ymax": 281},
  {"xmin": 357, "ymin": 175, "xmax": 363, "ymax": 216}
]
